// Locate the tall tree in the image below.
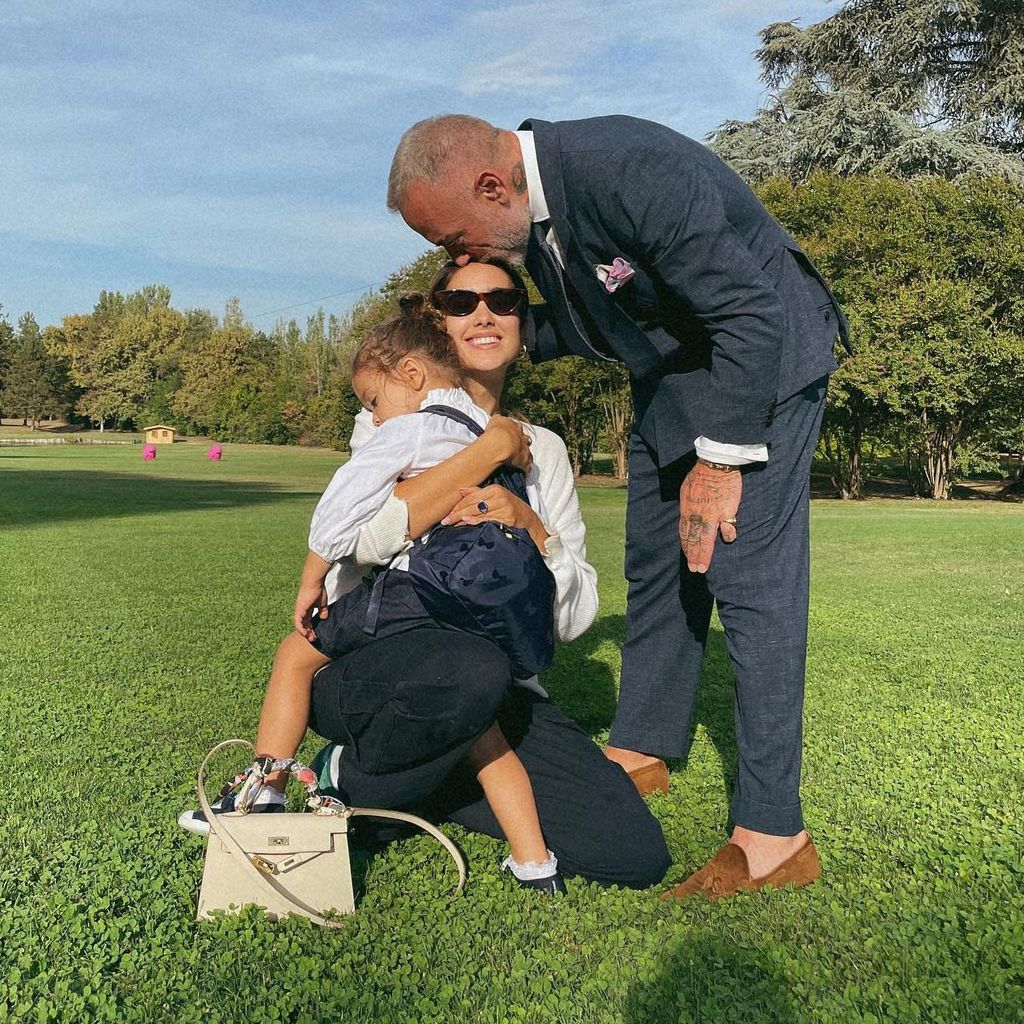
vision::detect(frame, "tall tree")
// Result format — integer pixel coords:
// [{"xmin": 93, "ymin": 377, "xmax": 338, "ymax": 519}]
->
[
  {"xmin": 0, "ymin": 304, "xmax": 15, "ymax": 400},
  {"xmin": 50, "ymin": 291, "xmax": 187, "ymax": 431},
  {"xmin": 597, "ymin": 364, "xmax": 632, "ymax": 480},
  {"xmin": 760, "ymin": 172, "xmax": 1024, "ymax": 499},
  {"xmin": 873, "ymin": 276, "xmax": 1016, "ymax": 499},
  {"xmin": 173, "ymin": 300, "xmax": 287, "ymax": 442},
  {"xmin": 711, "ymin": 0, "xmax": 1024, "ymax": 183},
  {"xmin": 1, "ymin": 313, "xmax": 63, "ymax": 429}
]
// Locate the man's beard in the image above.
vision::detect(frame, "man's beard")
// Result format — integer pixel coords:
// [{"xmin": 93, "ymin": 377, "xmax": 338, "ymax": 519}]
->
[{"xmin": 484, "ymin": 210, "xmax": 531, "ymax": 264}]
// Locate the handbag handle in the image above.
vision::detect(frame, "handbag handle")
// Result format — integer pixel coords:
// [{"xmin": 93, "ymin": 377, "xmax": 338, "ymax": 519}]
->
[{"xmin": 197, "ymin": 740, "xmax": 466, "ymax": 926}]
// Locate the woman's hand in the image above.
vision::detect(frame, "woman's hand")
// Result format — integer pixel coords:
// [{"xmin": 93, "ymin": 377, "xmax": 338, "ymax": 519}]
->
[
  {"xmin": 481, "ymin": 415, "xmax": 532, "ymax": 473},
  {"xmin": 442, "ymin": 485, "xmax": 550, "ymax": 553}
]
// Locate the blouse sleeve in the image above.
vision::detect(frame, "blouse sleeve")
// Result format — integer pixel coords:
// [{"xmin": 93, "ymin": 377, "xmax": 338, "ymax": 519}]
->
[
  {"xmin": 352, "ymin": 494, "xmax": 411, "ymax": 566},
  {"xmin": 308, "ymin": 417, "xmax": 422, "ymax": 563},
  {"xmin": 529, "ymin": 428, "xmax": 599, "ymax": 643}
]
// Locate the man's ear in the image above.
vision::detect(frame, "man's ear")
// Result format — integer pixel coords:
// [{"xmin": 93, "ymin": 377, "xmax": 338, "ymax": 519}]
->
[{"xmin": 474, "ymin": 170, "xmax": 509, "ymax": 206}]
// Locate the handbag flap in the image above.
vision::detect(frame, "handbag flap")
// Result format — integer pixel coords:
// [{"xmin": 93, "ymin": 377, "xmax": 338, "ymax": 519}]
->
[{"xmin": 211, "ymin": 811, "xmax": 350, "ymax": 854}]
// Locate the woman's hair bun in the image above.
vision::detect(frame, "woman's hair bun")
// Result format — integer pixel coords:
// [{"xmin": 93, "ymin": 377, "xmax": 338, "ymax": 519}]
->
[{"xmin": 398, "ymin": 292, "xmax": 429, "ymax": 316}]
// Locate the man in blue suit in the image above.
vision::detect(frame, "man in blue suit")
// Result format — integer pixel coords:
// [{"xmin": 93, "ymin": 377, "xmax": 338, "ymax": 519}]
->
[{"xmin": 388, "ymin": 114, "xmax": 846, "ymax": 899}]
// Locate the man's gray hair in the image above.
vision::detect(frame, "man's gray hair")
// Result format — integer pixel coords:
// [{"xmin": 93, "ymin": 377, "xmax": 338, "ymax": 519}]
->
[{"xmin": 387, "ymin": 114, "xmax": 500, "ymax": 212}]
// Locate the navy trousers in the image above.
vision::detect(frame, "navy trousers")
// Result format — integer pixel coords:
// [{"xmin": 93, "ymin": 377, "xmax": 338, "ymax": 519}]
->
[
  {"xmin": 309, "ymin": 628, "xmax": 670, "ymax": 889},
  {"xmin": 609, "ymin": 376, "xmax": 828, "ymax": 836}
]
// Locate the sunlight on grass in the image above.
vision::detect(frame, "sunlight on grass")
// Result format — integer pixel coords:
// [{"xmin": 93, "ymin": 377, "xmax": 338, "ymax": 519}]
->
[{"xmin": 1, "ymin": 444, "xmax": 1021, "ymax": 1023}]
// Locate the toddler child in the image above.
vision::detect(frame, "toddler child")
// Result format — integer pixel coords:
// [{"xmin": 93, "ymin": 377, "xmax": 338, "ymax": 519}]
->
[{"xmin": 179, "ymin": 295, "xmax": 564, "ymax": 892}]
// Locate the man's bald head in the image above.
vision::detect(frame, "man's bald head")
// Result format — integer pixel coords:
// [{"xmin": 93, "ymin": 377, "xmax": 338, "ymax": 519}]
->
[
  {"xmin": 387, "ymin": 114, "xmax": 500, "ymax": 213},
  {"xmin": 388, "ymin": 114, "xmax": 532, "ymax": 265}
]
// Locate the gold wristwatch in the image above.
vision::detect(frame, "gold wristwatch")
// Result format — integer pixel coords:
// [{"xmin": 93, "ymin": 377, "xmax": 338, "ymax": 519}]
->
[{"xmin": 696, "ymin": 457, "xmax": 740, "ymax": 472}]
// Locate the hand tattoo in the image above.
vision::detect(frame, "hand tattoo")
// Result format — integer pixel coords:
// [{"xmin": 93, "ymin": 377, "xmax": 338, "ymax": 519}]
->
[{"xmin": 685, "ymin": 513, "xmax": 708, "ymax": 548}]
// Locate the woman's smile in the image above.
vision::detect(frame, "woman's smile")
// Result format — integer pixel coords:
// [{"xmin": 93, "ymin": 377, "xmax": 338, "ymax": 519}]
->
[{"xmin": 442, "ymin": 262, "xmax": 525, "ymax": 375}]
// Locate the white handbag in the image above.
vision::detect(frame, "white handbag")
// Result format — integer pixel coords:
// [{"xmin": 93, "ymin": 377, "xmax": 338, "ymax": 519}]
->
[{"xmin": 195, "ymin": 740, "xmax": 466, "ymax": 927}]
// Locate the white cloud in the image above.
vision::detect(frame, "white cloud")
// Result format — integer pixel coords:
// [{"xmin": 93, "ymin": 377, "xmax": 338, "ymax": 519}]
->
[
  {"xmin": 1, "ymin": 0, "xmax": 834, "ymax": 325},
  {"xmin": 456, "ymin": 0, "xmax": 827, "ymax": 97}
]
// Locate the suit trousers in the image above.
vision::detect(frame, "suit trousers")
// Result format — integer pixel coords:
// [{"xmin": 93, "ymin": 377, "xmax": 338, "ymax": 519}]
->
[
  {"xmin": 609, "ymin": 376, "xmax": 828, "ymax": 836},
  {"xmin": 309, "ymin": 628, "xmax": 670, "ymax": 889}
]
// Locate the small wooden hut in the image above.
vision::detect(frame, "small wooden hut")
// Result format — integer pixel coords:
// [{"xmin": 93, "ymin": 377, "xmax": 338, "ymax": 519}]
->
[{"xmin": 144, "ymin": 425, "xmax": 176, "ymax": 445}]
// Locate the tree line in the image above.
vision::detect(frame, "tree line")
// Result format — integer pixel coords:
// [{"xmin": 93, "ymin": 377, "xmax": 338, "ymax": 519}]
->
[
  {"xmin": 3, "ymin": 0, "xmax": 1021, "ymax": 499},
  {"xmin": 3, "ymin": 168, "xmax": 1022, "ymax": 502}
]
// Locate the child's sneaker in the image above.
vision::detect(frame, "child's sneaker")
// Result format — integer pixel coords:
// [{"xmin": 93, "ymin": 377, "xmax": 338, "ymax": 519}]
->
[
  {"xmin": 177, "ymin": 790, "xmax": 285, "ymax": 836},
  {"xmin": 513, "ymin": 870, "xmax": 568, "ymax": 895}
]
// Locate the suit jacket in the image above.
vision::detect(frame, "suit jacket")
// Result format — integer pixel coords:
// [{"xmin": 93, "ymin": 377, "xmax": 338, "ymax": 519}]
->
[{"xmin": 520, "ymin": 115, "xmax": 848, "ymax": 467}]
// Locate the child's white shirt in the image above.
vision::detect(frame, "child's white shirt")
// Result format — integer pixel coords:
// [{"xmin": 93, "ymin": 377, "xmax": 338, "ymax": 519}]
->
[{"xmin": 309, "ymin": 387, "xmax": 495, "ymax": 566}]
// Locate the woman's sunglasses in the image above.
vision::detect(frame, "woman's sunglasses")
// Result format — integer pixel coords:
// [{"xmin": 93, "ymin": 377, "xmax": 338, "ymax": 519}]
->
[{"xmin": 432, "ymin": 288, "xmax": 527, "ymax": 317}]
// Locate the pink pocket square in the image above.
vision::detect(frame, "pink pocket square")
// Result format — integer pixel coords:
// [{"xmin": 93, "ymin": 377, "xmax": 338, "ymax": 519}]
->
[{"xmin": 595, "ymin": 256, "xmax": 636, "ymax": 294}]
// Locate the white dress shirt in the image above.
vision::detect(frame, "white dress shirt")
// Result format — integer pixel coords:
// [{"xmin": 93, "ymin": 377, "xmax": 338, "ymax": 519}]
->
[{"xmin": 514, "ymin": 130, "xmax": 768, "ymax": 467}]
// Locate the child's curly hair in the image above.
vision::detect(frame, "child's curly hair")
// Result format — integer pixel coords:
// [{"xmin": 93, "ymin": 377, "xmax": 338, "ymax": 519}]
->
[{"xmin": 352, "ymin": 293, "xmax": 463, "ymax": 384}]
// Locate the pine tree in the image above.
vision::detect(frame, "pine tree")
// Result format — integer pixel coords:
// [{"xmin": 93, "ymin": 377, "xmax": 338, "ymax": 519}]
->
[
  {"xmin": 711, "ymin": 0, "xmax": 1024, "ymax": 183},
  {"xmin": 0, "ymin": 304, "xmax": 15, "ymax": 399},
  {"xmin": 1, "ymin": 313, "xmax": 59, "ymax": 429}
]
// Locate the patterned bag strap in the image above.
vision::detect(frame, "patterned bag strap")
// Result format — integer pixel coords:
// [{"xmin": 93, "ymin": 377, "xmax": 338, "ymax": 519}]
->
[{"xmin": 197, "ymin": 740, "xmax": 466, "ymax": 927}]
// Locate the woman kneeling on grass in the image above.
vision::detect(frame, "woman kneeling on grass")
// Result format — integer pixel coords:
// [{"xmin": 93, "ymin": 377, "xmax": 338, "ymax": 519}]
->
[{"xmin": 180, "ymin": 259, "xmax": 670, "ymax": 892}]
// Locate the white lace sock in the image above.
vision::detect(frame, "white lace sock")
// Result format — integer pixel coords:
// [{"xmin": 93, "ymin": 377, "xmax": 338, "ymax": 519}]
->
[
  {"xmin": 245, "ymin": 787, "xmax": 285, "ymax": 808},
  {"xmin": 501, "ymin": 850, "xmax": 559, "ymax": 881}
]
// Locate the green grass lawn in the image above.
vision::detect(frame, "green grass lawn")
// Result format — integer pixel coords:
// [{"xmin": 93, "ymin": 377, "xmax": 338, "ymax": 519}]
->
[{"xmin": 1, "ymin": 443, "xmax": 1022, "ymax": 1023}]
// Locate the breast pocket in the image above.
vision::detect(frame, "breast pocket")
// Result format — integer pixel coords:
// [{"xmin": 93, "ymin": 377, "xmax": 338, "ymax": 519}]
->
[{"xmin": 600, "ymin": 265, "xmax": 661, "ymax": 319}]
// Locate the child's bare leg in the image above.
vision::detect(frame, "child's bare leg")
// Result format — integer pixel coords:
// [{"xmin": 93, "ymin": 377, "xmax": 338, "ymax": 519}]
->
[
  {"xmin": 254, "ymin": 631, "xmax": 331, "ymax": 792},
  {"xmin": 466, "ymin": 723, "xmax": 548, "ymax": 864}
]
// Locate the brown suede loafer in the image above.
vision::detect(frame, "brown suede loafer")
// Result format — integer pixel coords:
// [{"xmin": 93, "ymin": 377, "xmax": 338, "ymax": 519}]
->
[
  {"xmin": 660, "ymin": 837, "xmax": 820, "ymax": 902},
  {"xmin": 625, "ymin": 758, "xmax": 670, "ymax": 796}
]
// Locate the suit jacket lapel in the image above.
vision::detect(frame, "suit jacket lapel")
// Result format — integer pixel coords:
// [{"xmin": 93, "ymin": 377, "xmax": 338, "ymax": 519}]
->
[
  {"xmin": 522, "ymin": 118, "xmax": 664, "ymax": 381},
  {"xmin": 526, "ymin": 224, "xmax": 612, "ymax": 363}
]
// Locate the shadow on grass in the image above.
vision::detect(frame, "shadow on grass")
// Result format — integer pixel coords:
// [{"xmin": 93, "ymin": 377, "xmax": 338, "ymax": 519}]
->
[
  {"xmin": 623, "ymin": 936, "xmax": 798, "ymax": 1024},
  {"xmin": 544, "ymin": 613, "xmax": 740, "ymax": 804},
  {"xmin": 0, "ymin": 469, "xmax": 316, "ymax": 528},
  {"xmin": 541, "ymin": 614, "xmax": 623, "ymax": 734},
  {"xmin": 692, "ymin": 628, "xmax": 739, "ymax": 801}
]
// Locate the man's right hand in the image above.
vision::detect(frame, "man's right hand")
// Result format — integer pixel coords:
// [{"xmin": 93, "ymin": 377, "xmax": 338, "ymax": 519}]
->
[
  {"xmin": 482, "ymin": 414, "xmax": 532, "ymax": 472},
  {"xmin": 679, "ymin": 461, "xmax": 742, "ymax": 574}
]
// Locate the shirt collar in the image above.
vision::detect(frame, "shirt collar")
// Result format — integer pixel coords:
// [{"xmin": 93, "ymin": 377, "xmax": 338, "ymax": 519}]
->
[{"xmin": 514, "ymin": 130, "xmax": 549, "ymax": 224}]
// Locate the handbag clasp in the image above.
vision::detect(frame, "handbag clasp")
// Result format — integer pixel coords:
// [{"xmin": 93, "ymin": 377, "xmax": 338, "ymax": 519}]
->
[{"xmin": 251, "ymin": 854, "xmax": 309, "ymax": 876}]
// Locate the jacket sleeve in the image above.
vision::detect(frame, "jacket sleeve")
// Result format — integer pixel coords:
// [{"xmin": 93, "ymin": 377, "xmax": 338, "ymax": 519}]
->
[
  {"xmin": 523, "ymin": 304, "xmax": 573, "ymax": 364},
  {"xmin": 591, "ymin": 148, "xmax": 784, "ymax": 445}
]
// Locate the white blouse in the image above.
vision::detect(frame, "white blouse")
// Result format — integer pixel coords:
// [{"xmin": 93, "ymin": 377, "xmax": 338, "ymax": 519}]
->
[{"xmin": 314, "ymin": 390, "xmax": 599, "ymax": 680}]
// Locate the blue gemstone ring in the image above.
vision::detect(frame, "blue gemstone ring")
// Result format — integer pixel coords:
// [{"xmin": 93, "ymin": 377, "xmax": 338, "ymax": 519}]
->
[{"xmin": 477, "ymin": 501, "xmax": 489, "ymax": 513}]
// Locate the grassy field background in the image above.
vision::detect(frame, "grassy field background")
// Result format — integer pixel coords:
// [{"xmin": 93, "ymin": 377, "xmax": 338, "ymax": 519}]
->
[{"xmin": 1, "ymin": 443, "xmax": 1022, "ymax": 1023}]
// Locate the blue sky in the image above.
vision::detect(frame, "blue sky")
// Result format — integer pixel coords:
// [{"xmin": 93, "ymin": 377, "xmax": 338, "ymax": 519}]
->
[{"xmin": 0, "ymin": 0, "xmax": 832, "ymax": 330}]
